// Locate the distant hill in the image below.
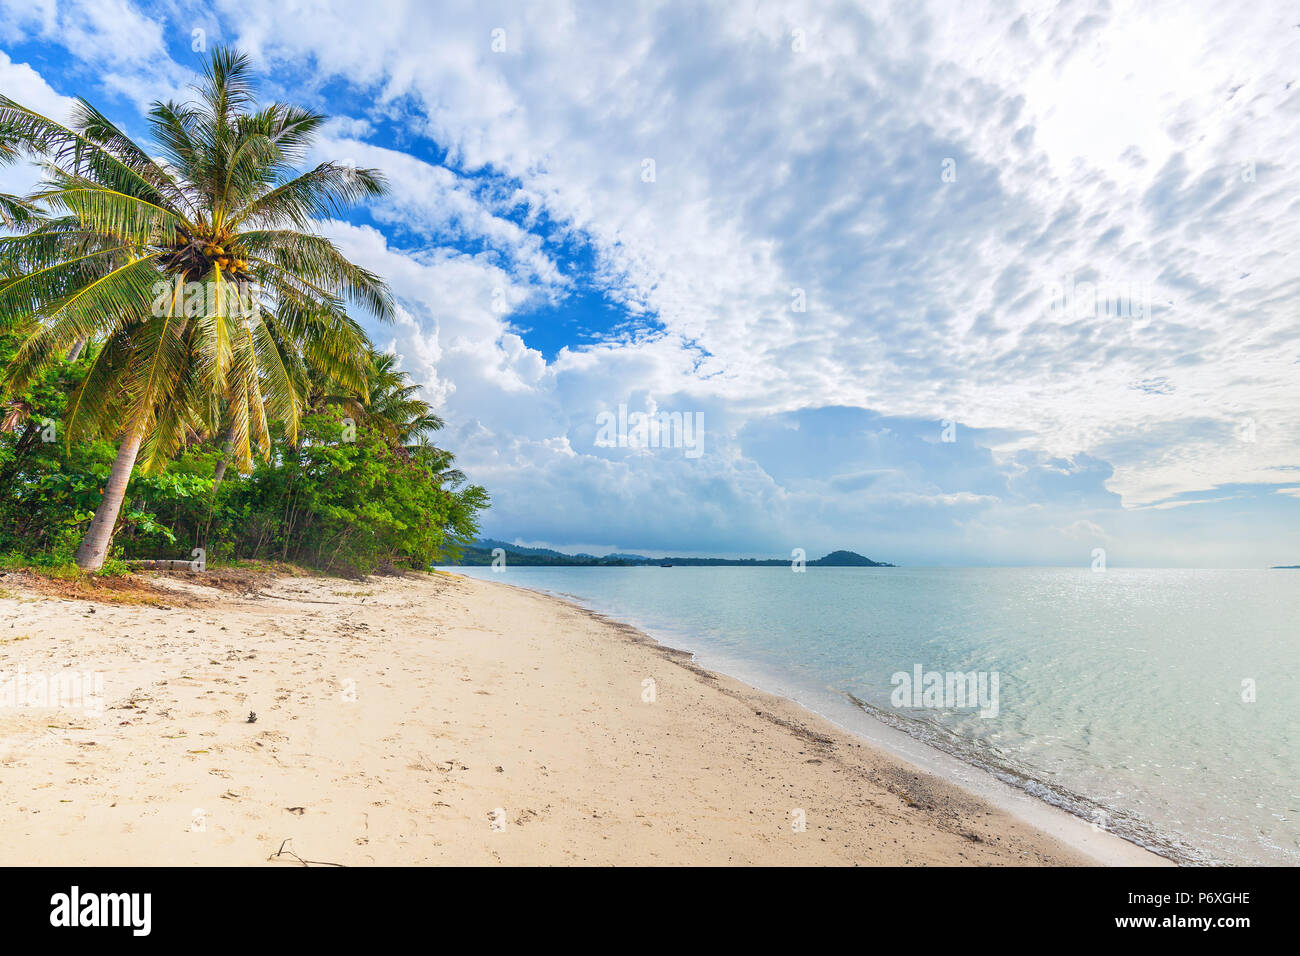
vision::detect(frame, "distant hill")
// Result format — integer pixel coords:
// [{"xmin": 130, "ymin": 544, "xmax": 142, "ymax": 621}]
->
[
  {"xmin": 811, "ymin": 550, "xmax": 890, "ymax": 566},
  {"xmin": 474, "ymin": 538, "xmax": 576, "ymax": 560},
  {"xmin": 442, "ymin": 541, "xmax": 893, "ymax": 568}
]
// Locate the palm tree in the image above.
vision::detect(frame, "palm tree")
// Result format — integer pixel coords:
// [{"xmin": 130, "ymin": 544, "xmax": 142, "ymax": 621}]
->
[
  {"xmin": 0, "ymin": 47, "xmax": 394, "ymax": 569},
  {"xmin": 358, "ymin": 350, "xmax": 445, "ymax": 445},
  {"xmin": 0, "ymin": 132, "xmax": 39, "ymax": 228},
  {"xmin": 306, "ymin": 345, "xmax": 466, "ymax": 487},
  {"xmin": 308, "ymin": 347, "xmax": 444, "ymax": 445},
  {"xmin": 358, "ymin": 352, "xmax": 469, "ymax": 486}
]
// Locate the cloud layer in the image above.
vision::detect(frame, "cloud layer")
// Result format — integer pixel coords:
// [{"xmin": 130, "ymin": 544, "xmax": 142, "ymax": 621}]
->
[{"xmin": 3, "ymin": 0, "xmax": 1298, "ymax": 565}]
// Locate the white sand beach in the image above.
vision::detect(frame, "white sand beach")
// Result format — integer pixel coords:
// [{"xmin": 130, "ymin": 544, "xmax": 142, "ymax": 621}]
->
[{"xmin": 0, "ymin": 570, "xmax": 1167, "ymax": 866}]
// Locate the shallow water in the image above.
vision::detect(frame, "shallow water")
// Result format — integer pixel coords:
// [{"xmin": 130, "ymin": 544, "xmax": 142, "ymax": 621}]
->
[{"xmin": 442, "ymin": 565, "xmax": 1300, "ymax": 865}]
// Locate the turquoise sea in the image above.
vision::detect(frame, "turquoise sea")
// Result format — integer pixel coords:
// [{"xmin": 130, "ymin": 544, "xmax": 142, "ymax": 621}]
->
[{"xmin": 442, "ymin": 565, "xmax": 1300, "ymax": 865}]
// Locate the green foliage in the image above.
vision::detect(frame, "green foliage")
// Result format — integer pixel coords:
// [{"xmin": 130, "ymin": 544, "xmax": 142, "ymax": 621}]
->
[
  {"xmin": 210, "ymin": 408, "xmax": 487, "ymax": 574},
  {"xmin": 0, "ymin": 47, "xmax": 488, "ymax": 573},
  {"xmin": 0, "ymin": 325, "xmax": 103, "ymax": 555},
  {"xmin": 0, "ymin": 330, "xmax": 488, "ymax": 574},
  {"xmin": 0, "ymin": 48, "xmax": 394, "ymax": 473}
]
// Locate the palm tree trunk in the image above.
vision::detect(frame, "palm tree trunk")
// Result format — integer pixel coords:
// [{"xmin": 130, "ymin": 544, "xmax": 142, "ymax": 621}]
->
[
  {"xmin": 212, "ymin": 447, "xmax": 231, "ymax": 487},
  {"xmin": 74, "ymin": 415, "xmax": 146, "ymax": 571},
  {"xmin": 66, "ymin": 337, "xmax": 87, "ymax": 362},
  {"xmin": 210, "ymin": 421, "xmax": 240, "ymax": 490},
  {"xmin": 201, "ymin": 428, "xmax": 236, "ymax": 547},
  {"xmin": 0, "ymin": 420, "xmax": 41, "ymax": 494}
]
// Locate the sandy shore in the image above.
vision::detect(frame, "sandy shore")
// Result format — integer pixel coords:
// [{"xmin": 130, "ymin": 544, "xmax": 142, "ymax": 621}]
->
[{"xmin": 0, "ymin": 569, "xmax": 1166, "ymax": 865}]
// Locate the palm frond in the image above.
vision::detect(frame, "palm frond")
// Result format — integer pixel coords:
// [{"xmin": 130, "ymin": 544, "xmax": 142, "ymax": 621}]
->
[
  {"xmin": 241, "ymin": 230, "xmax": 394, "ymax": 319},
  {"xmin": 228, "ymin": 162, "xmax": 387, "ymax": 230},
  {"xmin": 3, "ymin": 46, "xmax": 392, "ymax": 479}
]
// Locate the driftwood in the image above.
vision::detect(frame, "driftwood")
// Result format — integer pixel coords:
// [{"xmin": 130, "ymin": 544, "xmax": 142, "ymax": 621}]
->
[{"xmin": 124, "ymin": 559, "xmax": 201, "ymax": 571}]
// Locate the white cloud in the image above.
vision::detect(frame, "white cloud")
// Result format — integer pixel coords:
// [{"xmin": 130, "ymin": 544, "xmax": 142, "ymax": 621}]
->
[
  {"xmin": 0, "ymin": 49, "xmax": 75, "ymax": 119},
  {"xmin": 2, "ymin": 0, "xmax": 1298, "ymax": 563},
  {"xmin": 0, "ymin": 50, "xmax": 78, "ymax": 196}
]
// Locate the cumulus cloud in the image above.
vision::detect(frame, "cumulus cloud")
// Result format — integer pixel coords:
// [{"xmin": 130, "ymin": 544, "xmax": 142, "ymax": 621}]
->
[{"xmin": 1, "ymin": 0, "xmax": 1297, "ymax": 564}]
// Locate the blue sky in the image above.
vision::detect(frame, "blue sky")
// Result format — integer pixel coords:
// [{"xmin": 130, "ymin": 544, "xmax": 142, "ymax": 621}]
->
[{"xmin": 2, "ymin": 0, "xmax": 1298, "ymax": 566}]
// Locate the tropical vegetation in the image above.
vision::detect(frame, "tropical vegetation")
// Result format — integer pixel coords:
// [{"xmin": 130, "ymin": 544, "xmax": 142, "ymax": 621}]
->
[{"xmin": 0, "ymin": 47, "xmax": 486, "ymax": 576}]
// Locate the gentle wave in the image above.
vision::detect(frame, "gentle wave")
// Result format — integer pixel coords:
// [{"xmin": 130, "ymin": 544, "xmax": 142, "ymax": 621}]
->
[{"xmin": 844, "ymin": 692, "xmax": 1208, "ymax": 865}]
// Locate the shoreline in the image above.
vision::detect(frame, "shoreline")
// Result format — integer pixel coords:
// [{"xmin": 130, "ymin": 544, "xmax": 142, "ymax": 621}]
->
[
  {"xmin": 0, "ymin": 568, "xmax": 1169, "ymax": 865},
  {"xmin": 452, "ymin": 571, "xmax": 1171, "ymax": 867}
]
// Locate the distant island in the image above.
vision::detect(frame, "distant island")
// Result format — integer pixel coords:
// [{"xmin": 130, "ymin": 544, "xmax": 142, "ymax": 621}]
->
[
  {"xmin": 1272, "ymin": 565, "xmax": 1300, "ymax": 569},
  {"xmin": 444, "ymin": 540, "xmax": 894, "ymax": 567}
]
